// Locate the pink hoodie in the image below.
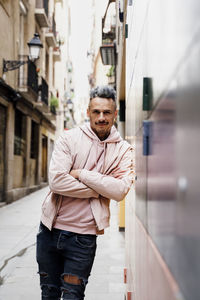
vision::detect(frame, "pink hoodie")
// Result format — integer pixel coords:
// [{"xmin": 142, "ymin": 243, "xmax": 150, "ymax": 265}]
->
[{"xmin": 40, "ymin": 123, "xmax": 134, "ymax": 233}]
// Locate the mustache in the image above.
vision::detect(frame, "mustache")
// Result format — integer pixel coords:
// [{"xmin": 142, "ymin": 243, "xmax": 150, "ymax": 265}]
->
[{"xmin": 95, "ymin": 121, "xmax": 109, "ymax": 125}]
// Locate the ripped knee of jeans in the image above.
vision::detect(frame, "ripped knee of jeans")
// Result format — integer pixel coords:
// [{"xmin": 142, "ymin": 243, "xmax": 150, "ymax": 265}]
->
[
  {"xmin": 61, "ymin": 274, "xmax": 87, "ymax": 299},
  {"xmin": 62, "ymin": 273, "xmax": 83, "ymax": 285},
  {"xmin": 61, "ymin": 273, "xmax": 88, "ymax": 288},
  {"xmin": 40, "ymin": 283, "xmax": 61, "ymax": 298},
  {"xmin": 38, "ymin": 271, "xmax": 48, "ymax": 278},
  {"xmin": 38, "ymin": 271, "xmax": 61, "ymax": 297}
]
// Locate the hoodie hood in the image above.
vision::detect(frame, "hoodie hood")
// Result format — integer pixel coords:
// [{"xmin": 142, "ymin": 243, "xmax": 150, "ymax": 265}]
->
[
  {"xmin": 79, "ymin": 122, "xmax": 123, "ymax": 174},
  {"xmin": 80, "ymin": 122, "xmax": 122, "ymax": 144}
]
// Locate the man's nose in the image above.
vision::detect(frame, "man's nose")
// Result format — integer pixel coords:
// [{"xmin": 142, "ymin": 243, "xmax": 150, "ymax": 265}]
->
[{"xmin": 99, "ymin": 112, "xmax": 105, "ymax": 120}]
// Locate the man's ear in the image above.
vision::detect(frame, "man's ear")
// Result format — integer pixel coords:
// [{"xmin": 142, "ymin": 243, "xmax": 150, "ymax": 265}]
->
[
  {"xmin": 114, "ymin": 109, "xmax": 118, "ymax": 119},
  {"xmin": 87, "ymin": 107, "xmax": 90, "ymax": 117}
]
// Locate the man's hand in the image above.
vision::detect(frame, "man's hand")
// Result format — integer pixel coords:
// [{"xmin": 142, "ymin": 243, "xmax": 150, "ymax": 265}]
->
[{"xmin": 70, "ymin": 169, "xmax": 81, "ymax": 179}]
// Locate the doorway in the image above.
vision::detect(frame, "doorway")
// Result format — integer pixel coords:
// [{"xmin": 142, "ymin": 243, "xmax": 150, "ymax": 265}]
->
[
  {"xmin": 41, "ymin": 135, "xmax": 48, "ymax": 182},
  {"xmin": 0, "ymin": 104, "xmax": 6, "ymax": 202}
]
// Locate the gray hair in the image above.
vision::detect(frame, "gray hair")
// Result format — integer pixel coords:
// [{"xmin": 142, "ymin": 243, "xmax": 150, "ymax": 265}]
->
[{"xmin": 89, "ymin": 85, "xmax": 116, "ymax": 102}]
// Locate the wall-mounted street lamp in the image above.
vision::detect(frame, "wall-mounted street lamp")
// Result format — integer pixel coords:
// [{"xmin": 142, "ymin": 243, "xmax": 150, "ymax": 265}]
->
[
  {"xmin": 67, "ymin": 99, "xmax": 73, "ymax": 112},
  {"xmin": 3, "ymin": 33, "xmax": 43, "ymax": 73}
]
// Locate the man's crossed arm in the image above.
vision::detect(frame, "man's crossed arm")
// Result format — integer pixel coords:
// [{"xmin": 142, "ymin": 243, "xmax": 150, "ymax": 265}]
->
[
  {"xmin": 49, "ymin": 134, "xmax": 133, "ymax": 201},
  {"xmin": 69, "ymin": 152, "xmax": 133, "ymax": 202}
]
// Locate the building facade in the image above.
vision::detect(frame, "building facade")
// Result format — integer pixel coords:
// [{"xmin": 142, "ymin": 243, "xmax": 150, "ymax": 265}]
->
[{"xmin": 0, "ymin": 0, "xmax": 67, "ymax": 204}]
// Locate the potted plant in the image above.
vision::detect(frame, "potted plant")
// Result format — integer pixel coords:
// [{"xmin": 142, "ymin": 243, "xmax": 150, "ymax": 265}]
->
[
  {"xmin": 50, "ymin": 96, "xmax": 59, "ymax": 115},
  {"xmin": 106, "ymin": 65, "xmax": 115, "ymax": 84}
]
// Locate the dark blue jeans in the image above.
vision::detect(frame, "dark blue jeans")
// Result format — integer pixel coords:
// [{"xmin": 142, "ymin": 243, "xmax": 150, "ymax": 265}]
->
[{"xmin": 36, "ymin": 222, "xmax": 97, "ymax": 300}]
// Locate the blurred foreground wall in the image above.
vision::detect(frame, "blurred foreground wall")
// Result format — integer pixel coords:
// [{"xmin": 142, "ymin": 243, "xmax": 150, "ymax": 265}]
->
[{"xmin": 123, "ymin": 1, "xmax": 200, "ymax": 300}]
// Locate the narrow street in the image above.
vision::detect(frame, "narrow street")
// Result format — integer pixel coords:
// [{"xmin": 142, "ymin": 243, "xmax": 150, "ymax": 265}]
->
[{"xmin": 0, "ymin": 187, "xmax": 125, "ymax": 300}]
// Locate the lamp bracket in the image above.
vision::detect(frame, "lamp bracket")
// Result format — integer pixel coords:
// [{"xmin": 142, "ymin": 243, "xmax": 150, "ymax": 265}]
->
[{"xmin": 3, "ymin": 58, "xmax": 29, "ymax": 73}]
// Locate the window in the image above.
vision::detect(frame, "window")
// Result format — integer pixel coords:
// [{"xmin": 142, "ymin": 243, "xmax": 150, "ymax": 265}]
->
[
  {"xmin": 30, "ymin": 120, "xmax": 39, "ymax": 159},
  {"xmin": 14, "ymin": 109, "xmax": 25, "ymax": 155}
]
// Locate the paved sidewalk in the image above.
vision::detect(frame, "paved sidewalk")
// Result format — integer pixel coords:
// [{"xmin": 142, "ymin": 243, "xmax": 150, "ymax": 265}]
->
[{"xmin": 0, "ymin": 187, "xmax": 125, "ymax": 300}]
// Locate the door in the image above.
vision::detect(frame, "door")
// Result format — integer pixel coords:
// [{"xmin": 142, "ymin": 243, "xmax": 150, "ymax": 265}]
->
[
  {"xmin": 41, "ymin": 135, "xmax": 48, "ymax": 182},
  {"xmin": 0, "ymin": 105, "xmax": 6, "ymax": 202}
]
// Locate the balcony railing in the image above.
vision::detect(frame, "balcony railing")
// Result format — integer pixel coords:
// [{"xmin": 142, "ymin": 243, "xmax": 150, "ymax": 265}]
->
[
  {"xmin": 53, "ymin": 46, "xmax": 61, "ymax": 62},
  {"xmin": 100, "ymin": 1, "xmax": 116, "ymax": 66},
  {"xmin": 18, "ymin": 55, "xmax": 38, "ymax": 97},
  {"xmin": 102, "ymin": 23, "xmax": 116, "ymax": 45},
  {"xmin": 27, "ymin": 61, "xmax": 38, "ymax": 94},
  {"xmin": 40, "ymin": 77, "xmax": 48, "ymax": 105},
  {"xmin": 50, "ymin": 105, "xmax": 56, "ymax": 115}
]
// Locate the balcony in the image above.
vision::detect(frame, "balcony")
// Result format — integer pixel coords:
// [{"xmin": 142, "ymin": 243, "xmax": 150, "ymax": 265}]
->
[
  {"xmin": 53, "ymin": 46, "xmax": 61, "ymax": 62},
  {"xmin": 18, "ymin": 55, "xmax": 38, "ymax": 102},
  {"xmin": 100, "ymin": 23, "xmax": 116, "ymax": 66},
  {"xmin": 100, "ymin": 1, "xmax": 116, "ymax": 66},
  {"xmin": 35, "ymin": 0, "xmax": 49, "ymax": 28},
  {"xmin": 50, "ymin": 105, "xmax": 56, "ymax": 115},
  {"xmin": 43, "ymin": 94, "xmax": 57, "ymax": 121},
  {"xmin": 40, "ymin": 77, "xmax": 48, "ymax": 105},
  {"xmin": 35, "ymin": 77, "xmax": 49, "ymax": 113},
  {"xmin": 45, "ymin": 14, "xmax": 57, "ymax": 47},
  {"xmin": 102, "ymin": 25, "xmax": 116, "ymax": 45},
  {"xmin": 36, "ymin": 78, "xmax": 56, "ymax": 121}
]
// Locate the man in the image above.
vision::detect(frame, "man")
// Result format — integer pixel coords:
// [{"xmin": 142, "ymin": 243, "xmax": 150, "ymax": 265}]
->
[{"xmin": 37, "ymin": 85, "xmax": 133, "ymax": 300}]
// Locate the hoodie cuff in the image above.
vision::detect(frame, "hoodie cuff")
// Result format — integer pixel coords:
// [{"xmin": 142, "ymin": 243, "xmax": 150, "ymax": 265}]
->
[{"xmin": 79, "ymin": 169, "xmax": 99, "ymax": 197}]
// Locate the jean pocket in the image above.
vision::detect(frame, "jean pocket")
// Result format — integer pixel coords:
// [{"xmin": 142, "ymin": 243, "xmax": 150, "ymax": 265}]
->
[{"xmin": 75, "ymin": 234, "xmax": 96, "ymax": 248}]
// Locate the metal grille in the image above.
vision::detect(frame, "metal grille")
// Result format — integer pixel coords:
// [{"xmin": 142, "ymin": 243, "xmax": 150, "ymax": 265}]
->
[
  {"xmin": 28, "ymin": 60, "xmax": 38, "ymax": 94},
  {"xmin": 41, "ymin": 77, "xmax": 48, "ymax": 105},
  {"xmin": 18, "ymin": 55, "xmax": 38, "ymax": 95}
]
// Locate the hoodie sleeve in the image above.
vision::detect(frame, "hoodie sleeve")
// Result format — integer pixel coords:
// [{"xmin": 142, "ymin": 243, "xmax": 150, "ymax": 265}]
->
[
  {"xmin": 49, "ymin": 134, "xmax": 99, "ymax": 198},
  {"xmin": 79, "ymin": 147, "xmax": 134, "ymax": 201}
]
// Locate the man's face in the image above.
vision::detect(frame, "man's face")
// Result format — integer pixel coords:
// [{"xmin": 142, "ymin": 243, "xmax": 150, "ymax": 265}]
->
[{"xmin": 87, "ymin": 97, "xmax": 117, "ymax": 140}]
